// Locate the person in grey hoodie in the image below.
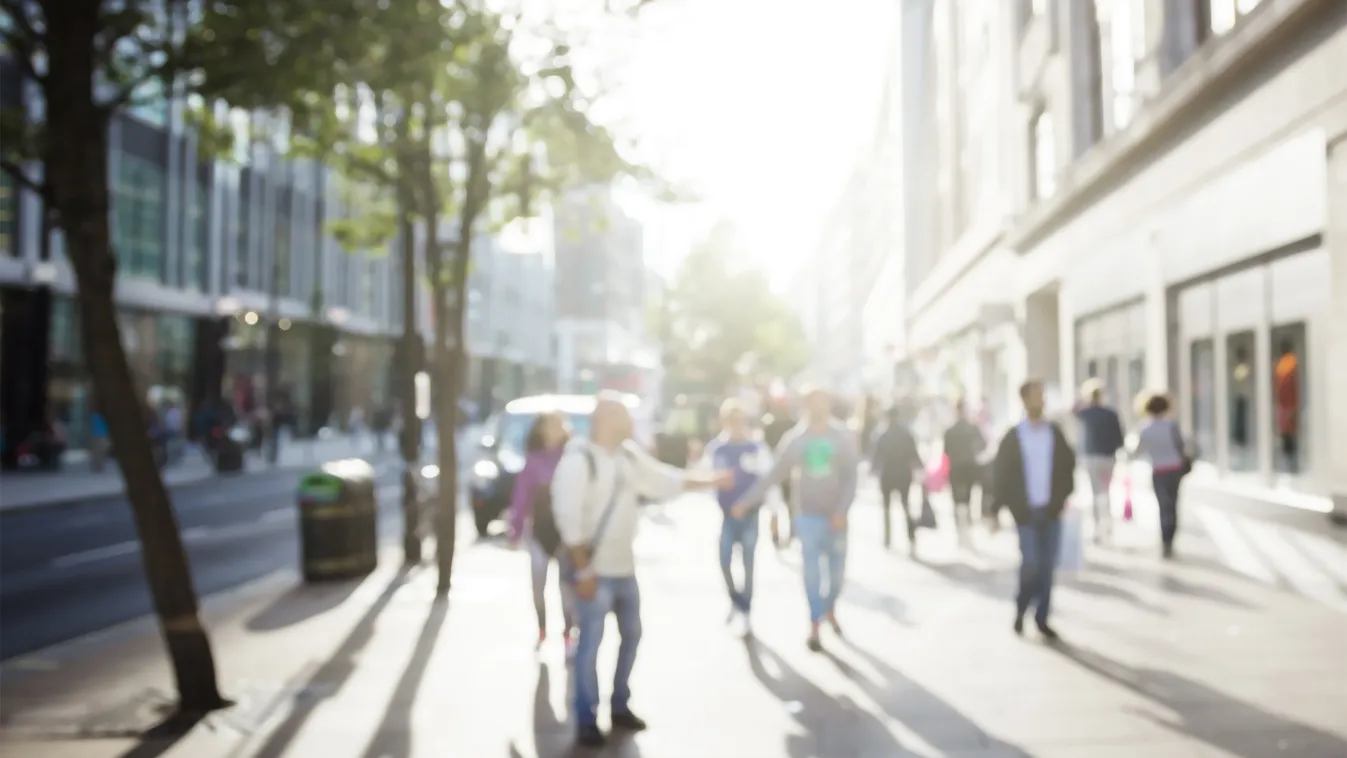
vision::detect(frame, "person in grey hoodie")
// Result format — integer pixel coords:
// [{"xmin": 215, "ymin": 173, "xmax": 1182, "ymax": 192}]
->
[{"xmin": 733, "ymin": 387, "xmax": 859, "ymax": 651}]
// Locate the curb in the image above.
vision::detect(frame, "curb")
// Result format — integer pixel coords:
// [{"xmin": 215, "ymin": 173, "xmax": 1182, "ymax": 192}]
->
[{"xmin": 0, "ymin": 455, "xmax": 402, "ymax": 516}]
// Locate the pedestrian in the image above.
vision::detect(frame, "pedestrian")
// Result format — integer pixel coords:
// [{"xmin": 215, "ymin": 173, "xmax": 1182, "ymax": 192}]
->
[
  {"xmin": 762, "ymin": 401, "xmax": 798, "ymax": 547},
  {"xmin": 507, "ymin": 411, "xmax": 577, "ymax": 657},
  {"xmin": 991, "ymin": 380, "xmax": 1076, "ymax": 641},
  {"xmin": 699, "ymin": 398, "xmax": 775, "ymax": 637},
  {"xmin": 552, "ymin": 392, "xmax": 726, "ymax": 748},
  {"xmin": 733, "ymin": 386, "xmax": 860, "ymax": 652},
  {"xmin": 943, "ymin": 396, "xmax": 986, "ymax": 547},
  {"xmin": 1132, "ymin": 393, "xmax": 1191, "ymax": 559},
  {"xmin": 89, "ymin": 409, "xmax": 110, "ymax": 472},
  {"xmin": 1073, "ymin": 379, "xmax": 1126, "ymax": 543},
  {"xmin": 871, "ymin": 403, "xmax": 924, "ymax": 553}
]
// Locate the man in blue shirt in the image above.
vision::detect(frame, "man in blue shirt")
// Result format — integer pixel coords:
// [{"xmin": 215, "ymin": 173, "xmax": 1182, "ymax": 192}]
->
[
  {"xmin": 991, "ymin": 380, "xmax": 1076, "ymax": 640},
  {"xmin": 700, "ymin": 399, "xmax": 775, "ymax": 636}
]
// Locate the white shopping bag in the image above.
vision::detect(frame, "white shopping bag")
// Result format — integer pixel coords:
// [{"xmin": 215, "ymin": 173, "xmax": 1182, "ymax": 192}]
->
[{"xmin": 1057, "ymin": 505, "xmax": 1085, "ymax": 572}]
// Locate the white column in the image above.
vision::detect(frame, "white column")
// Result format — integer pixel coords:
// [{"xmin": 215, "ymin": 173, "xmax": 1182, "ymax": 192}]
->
[
  {"xmin": 1325, "ymin": 137, "xmax": 1347, "ymax": 520},
  {"xmin": 1144, "ymin": 231, "xmax": 1169, "ymax": 393},
  {"xmin": 1057, "ymin": 286, "xmax": 1077, "ymax": 403}
]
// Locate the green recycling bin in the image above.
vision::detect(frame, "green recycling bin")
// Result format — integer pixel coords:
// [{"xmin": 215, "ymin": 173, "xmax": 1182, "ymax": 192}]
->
[{"xmin": 296, "ymin": 459, "xmax": 378, "ymax": 582}]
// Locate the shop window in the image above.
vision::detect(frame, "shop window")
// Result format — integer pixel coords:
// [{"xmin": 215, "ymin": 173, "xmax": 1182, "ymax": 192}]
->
[
  {"xmin": 1104, "ymin": 356, "xmax": 1121, "ymax": 411},
  {"xmin": 1226, "ymin": 331, "xmax": 1256, "ymax": 472},
  {"xmin": 1270, "ymin": 322, "xmax": 1306, "ymax": 474},
  {"xmin": 236, "ymin": 171, "xmax": 253, "ymax": 289},
  {"xmin": 1190, "ymin": 339, "xmax": 1215, "ymax": 461},
  {"xmin": 185, "ymin": 180, "xmax": 209, "ymax": 290},
  {"xmin": 275, "ymin": 187, "xmax": 293, "ymax": 298},
  {"xmin": 1206, "ymin": 0, "xmax": 1261, "ymax": 38},
  {"xmin": 112, "ymin": 155, "xmax": 166, "ymax": 281},
  {"xmin": 1126, "ymin": 354, "xmax": 1145, "ymax": 428}
]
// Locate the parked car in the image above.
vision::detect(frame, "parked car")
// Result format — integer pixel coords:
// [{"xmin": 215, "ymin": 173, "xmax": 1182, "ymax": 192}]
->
[{"xmin": 467, "ymin": 393, "xmax": 639, "ymax": 537}]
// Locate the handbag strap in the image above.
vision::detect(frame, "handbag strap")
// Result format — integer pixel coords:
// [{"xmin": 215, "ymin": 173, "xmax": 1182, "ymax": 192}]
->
[{"xmin": 585, "ymin": 448, "xmax": 626, "ymax": 556}]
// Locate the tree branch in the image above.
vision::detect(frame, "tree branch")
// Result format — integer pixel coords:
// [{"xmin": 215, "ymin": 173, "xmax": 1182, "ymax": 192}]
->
[
  {"xmin": 0, "ymin": 158, "xmax": 53, "ymax": 207},
  {"xmin": 0, "ymin": 0, "xmax": 46, "ymax": 85}
]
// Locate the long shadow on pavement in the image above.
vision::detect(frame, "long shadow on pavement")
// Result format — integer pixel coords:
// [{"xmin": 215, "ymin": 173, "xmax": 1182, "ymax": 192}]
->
[
  {"xmin": 1083, "ymin": 561, "xmax": 1260, "ymax": 610},
  {"xmin": 834, "ymin": 639, "xmax": 1030, "ymax": 757},
  {"xmin": 1053, "ymin": 643, "xmax": 1347, "ymax": 757},
  {"xmin": 920, "ymin": 558, "xmax": 1171, "ymax": 617},
  {"xmin": 248, "ymin": 567, "xmax": 413, "ymax": 758},
  {"xmin": 358, "ymin": 595, "xmax": 449, "ymax": 758},
  {"xmin": 775, "ymin": 554, "xmax": 917, "ymax": 627},
  {"xmin": 115, "ymin": 710, "xmax": 210, "ymax": 758},
  {"xmin": 245, "ymin": 580, "xmax": 365, "ymax": 632},
  {"xmin": 508, "ymin": 661, "xmax": 642, "ymax": 758},
  {"xmin": 743, "ymin": 637, "xmax": 911, "ymax": 757}
]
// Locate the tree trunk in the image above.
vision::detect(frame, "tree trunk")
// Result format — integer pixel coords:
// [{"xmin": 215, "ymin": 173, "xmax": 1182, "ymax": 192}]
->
[
  {"xmin": 396, "ymin": 197, "xmax": 423, "ymax": 565},
  {"xmin": 42, "ymin": 7, "xmax": 225, "ymax": 715},
  {"xmin": 426, "ymin": 215, "xmax": 467, "ymax": 597}
]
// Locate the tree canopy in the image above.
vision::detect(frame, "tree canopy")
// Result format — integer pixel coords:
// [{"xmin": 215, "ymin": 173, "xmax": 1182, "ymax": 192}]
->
[{"xmin": 657, "ymin": 222, "xmax": 808, "ymax": 397}]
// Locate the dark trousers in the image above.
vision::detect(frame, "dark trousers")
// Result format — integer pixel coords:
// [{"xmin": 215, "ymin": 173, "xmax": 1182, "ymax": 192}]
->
[
  {"xmin": 1016, "ymin": 512, "xmax": 1062, "ymax": 627},
  {"xmin": 1152, "ymin": 469, "xmax": 1183, "ymax": 548},
  {"xmin": 880, "ymin": 480, "xmax": 914, "ymax": 547}
]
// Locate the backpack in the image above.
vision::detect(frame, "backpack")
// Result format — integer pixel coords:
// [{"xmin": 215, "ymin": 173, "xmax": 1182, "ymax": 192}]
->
[{"xmin": 530, "ymin": 449, "xmax": 598, "ymax": 556}]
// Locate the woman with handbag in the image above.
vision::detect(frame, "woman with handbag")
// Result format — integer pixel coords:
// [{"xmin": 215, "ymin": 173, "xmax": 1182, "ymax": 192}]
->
[
  {"xmin": 1133, "ymin": 393, "xmax": 1191, "ymax": 559},
  {"xmin": 507, "ymin": 412, "xmax": 577, "ymax": 656}
]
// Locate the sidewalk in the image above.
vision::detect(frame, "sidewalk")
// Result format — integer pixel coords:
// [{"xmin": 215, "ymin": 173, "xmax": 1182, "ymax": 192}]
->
[
  {"xmin": 0, "ymin": 433, "xmax": 425, "ymax": 511},
  {"xmin": 3, "ymin": 489, "xmax": 1345, "ymax": 757}
]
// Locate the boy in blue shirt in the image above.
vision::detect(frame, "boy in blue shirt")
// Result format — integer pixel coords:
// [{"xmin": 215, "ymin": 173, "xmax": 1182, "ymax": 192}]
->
[{"xmin": 699, "ymin": 398, "xmax": 776, "ymax": 635}]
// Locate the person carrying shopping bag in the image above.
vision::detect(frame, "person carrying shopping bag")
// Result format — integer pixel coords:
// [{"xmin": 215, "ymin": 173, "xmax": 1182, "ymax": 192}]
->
[
  {"xmin": 871, "ymin": 404, "xmax": 925, "ymax": 553},
  {"xmin": 943, "ymin": 396, "xmax": 986, "ymax": 546},
  {"xmin": 1132, "ymin": 393, "xmax": 1191, "ymax": 559}
]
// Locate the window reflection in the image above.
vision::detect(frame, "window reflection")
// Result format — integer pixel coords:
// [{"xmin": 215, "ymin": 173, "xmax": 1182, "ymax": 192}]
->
[
  {"xmin": 1226, "ymin": 331, "xmax": 1256, "ymax": 471},
  {"xmin": 1271, "ymin": 322, "xmax": 1306, "ymax": 474},
  {"xmin": 1190, "ymin": 339, "xmax": 1215, "ymax": 460},
  {"xmin": 1126, "ymin": 354, "xmax": 1145, "ymax": 428}
]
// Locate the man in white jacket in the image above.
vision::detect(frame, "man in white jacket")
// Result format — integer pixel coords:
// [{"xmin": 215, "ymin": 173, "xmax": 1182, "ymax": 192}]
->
[{"xmin": 552, "ymin": 392, "xmax": 726, "ymax": 748}]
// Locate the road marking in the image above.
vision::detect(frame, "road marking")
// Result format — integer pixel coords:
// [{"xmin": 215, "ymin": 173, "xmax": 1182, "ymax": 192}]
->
[
  {"xmin": 260, "ymin": 508, "xmax": 291, "ymax": 523},
  {"xmin": 1195, "ymin": 508, "xmax": 1278, "ymax": 584},
  {"xmin": 181, "ymin": 526, "xmax": 212, "ymax": 541},
  {"xmin": 51, "ymin": 541, "xmax": 140, "ymax": 568}
]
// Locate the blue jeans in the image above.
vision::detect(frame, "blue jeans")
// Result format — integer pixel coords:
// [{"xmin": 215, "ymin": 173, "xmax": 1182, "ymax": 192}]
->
[
  {"xmin": 720, "ymin": 512, "xmax": 760, "ymax": 612},
  {"xmin": 1016, "ymin": 513, "xmax": 1062, "ymax": 627},
  {"xmin": 795, "ymin": 514, "xmax": 847, "ymax": 623},
  {"xmin": 573, "ymin": 576, "xmax": 641, "ymax": 728}
]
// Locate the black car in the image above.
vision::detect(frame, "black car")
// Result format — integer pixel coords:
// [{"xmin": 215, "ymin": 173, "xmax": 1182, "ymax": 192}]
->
[{"xmin": 468, "ymin": 393, "xmax": 641, "ymax": 537}]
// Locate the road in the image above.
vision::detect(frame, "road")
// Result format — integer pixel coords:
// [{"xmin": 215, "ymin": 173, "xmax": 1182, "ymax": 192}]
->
[{"xmin": 0, "ymin": 464, "xmax": 408, "ymax": 660}]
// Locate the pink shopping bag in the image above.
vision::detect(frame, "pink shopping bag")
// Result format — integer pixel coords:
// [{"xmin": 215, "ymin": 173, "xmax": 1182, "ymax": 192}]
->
[
  {"xmin": 1122, "ymin": 473, "xmax": 1134, "ymax": 522},
  {"xmin": 925, "ymin": 453, "xmax": 950, "ymax": 492}
]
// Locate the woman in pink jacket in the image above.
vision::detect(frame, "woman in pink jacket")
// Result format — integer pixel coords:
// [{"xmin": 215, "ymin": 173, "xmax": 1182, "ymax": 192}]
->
[{"xmin": 507, "ymin": 412, "xmax": 576, "ymax": 656}]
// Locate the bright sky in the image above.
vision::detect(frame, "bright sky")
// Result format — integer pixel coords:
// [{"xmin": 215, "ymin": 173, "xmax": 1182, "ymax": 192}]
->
[{"xmin": 549, "ymin": 0, "xmax": 900, "ymax": 289}]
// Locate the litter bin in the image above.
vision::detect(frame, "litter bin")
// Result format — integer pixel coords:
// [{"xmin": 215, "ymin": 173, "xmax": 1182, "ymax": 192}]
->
[{"xmin": 296, "ymin": 459, "xmax": 378, "ymax": 582}]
